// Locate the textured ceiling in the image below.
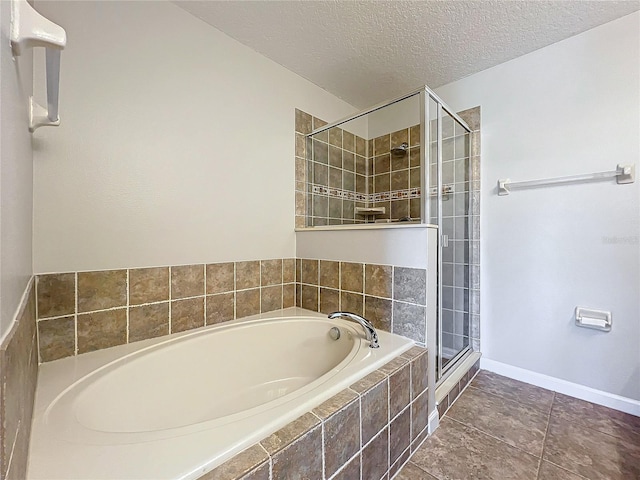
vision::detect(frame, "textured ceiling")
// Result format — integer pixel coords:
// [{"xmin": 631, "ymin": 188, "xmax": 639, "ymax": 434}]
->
[{"xmin": 175, "ymin": 0, "xmax": 640, "ymax": 108}]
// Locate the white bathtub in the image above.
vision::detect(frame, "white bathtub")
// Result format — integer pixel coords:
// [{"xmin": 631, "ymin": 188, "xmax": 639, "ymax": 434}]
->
[{"xmin": 28, "ymin": 307, "xmax": 414, "ymax": 480}]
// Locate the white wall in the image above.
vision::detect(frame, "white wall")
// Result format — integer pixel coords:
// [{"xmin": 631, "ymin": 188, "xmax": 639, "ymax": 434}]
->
[
  {"xmin": 32, "ymin": 1, "xmax": 356, "ymax": 273},
  {"xmin": 0, "ymin": 1, "xmax": 34, "ymax": 338},
  {"xmin": 436, "ymin": 12, "xmax": 640, "ymax": 401}
]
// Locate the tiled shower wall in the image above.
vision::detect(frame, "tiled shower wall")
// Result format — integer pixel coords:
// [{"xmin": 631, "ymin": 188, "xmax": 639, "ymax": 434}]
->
[
  {"xmin": 35, "ymin": 259, "xmax": 297, "ymax": 362},
  {"xmin": 0, "ymin": 281, "xmax": 38, "ymax": 480},
  {"xmin": 295, "ymin": 259, "xmax": 428, "ymax": 345}
]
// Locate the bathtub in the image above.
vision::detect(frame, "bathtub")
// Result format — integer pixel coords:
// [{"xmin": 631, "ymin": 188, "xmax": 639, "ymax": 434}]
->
[{"xmin": 28, "ymin": 307, "xmax": 414, "ymax": 480}]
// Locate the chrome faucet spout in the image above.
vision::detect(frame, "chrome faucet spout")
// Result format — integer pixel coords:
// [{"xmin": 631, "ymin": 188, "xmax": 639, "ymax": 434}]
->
[{"xmin": 328, "ymin": 312, "xmax": 380, "ymax": 348}]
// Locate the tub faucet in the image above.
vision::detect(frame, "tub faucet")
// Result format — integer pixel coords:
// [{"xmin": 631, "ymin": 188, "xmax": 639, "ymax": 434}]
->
[{"xmin": 328, "ymin": 312, "xmax": 380, "ymax": 348}]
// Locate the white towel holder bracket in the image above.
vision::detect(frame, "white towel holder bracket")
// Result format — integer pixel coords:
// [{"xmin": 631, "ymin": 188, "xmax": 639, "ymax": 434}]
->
[{"xmin": 10, "ymin": 0, "xmax": 66, "ymax": 132}]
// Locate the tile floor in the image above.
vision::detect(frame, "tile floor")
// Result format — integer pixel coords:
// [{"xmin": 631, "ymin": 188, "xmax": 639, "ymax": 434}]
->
[{"xmin": 397, "ymin": 370, "xmax": 640, "ymax": 480}]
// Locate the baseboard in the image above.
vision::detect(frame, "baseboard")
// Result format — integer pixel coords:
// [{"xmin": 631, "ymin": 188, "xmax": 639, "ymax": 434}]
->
[
  {"xmin": 428, "ymin": 409, "xmax": 439, "ymax": 434},
  {"xmin": 481, "ymin": 358, "xmax": 640, "ymax": 416}
]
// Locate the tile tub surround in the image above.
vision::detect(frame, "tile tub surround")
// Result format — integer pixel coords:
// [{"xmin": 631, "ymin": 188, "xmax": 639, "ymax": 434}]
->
[
  {"xmin": 0, "ymin": 280, "xmax": 38, "ymax": 480},
  {"xmin": 35, "ymin": 259, "xmax": 296, "ymax": 362},
  {"xmin": 400, "ymin": 370, "xmax": 640, "ymax": 480},
  {"xmin": 200, "ymin": 346, "xmax": 429, "ymax": 480},
  {"xmin": 295, "ymin": 259, "xmax": 428, "ymax": 345}
]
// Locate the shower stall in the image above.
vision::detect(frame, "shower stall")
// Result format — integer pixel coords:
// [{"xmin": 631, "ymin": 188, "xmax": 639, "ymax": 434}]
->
[{"xmin": 303, "ymin": 86, "xmax": 479, "ymax": 385}]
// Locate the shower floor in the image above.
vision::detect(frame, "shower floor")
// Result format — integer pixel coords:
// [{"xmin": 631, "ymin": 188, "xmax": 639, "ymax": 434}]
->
[{"xmin": 397, "ymin": 370, "xmax": 640, "ymax": 479}]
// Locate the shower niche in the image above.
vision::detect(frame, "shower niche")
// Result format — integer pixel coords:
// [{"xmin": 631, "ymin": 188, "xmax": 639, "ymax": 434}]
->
[{"xmin": 301, "ymin": 87, "xmax": 480, "ymax": 383}]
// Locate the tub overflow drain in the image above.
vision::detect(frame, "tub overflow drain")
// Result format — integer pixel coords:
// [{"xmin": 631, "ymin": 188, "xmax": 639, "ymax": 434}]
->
[{"xmin": 329, "ymin": 327, "xmax": 341, "ymax": 340}]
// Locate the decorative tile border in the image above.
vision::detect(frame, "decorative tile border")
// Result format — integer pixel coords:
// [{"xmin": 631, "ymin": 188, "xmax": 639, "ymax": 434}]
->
[{"xmin": 199, "ymin": 346, "xmax": 429, "ymax": 480}]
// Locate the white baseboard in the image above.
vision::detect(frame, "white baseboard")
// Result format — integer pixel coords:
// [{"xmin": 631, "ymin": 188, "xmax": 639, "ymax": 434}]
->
[{"xmin": 481, "ymin": 358, "xmax": 640, "ymax": 417}]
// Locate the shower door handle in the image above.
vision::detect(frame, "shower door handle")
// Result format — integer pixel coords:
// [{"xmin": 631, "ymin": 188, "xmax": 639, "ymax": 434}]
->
[{"xmin": 441, "ymin": 234, "xmax": 449, "ymax": 247}]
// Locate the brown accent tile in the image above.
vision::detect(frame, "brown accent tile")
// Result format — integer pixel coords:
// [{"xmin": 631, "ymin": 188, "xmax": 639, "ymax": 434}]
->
[
  {"xmin": 319, "ymin": 260, "xmax": 339, "ymax": 289},
  {"xmin": 364, "ymin": 296, "xmax": 391, "ymax": 332},
  {"xmin": 329, "ymin": 145, "xmax": 342, "ymax": 168},
  {"xmin": 393, "ymin": 267, "xmax": 426, "ymax": 305},
  {"xmin": 77, "ymin": 270, "xmax": 126, "ymax": 313},
  {"xmin": 411, "ymin": 351, "xmax": 428, "ymax": 399},
  {"xmin": 389, "ymin": 449, "xmax": 411, "ymax": 479},
  {"xmin": 261, "ymin": 412, "xmax": 321, "ymax": 455},
  {"xmin": 395, "ymin": 461, "xmax": 437, "ymax": 480},
  {"xmin": 392, "ymin": 302, "xmax": 426, "ymax": 343},
  {"xmin": 362, "ymin": 428, "xmax": 389, "ymax": 480},
  {"xmin": 77, "ymin": 309, "xmax": 126, "ymax": 353},
  {"xmin": 313, "ymin": 389, "xmax": 359, "ymax": 419},
  {"xmin": 390, "ymin": 407, "xmax": 411, "ymax": 465},
  {"xmin": 543, "ymin": 415, "xmax": 640, "ymax": 480},
  {"xmin": 412, "ymin": 389, "xmax": 429, "ymax": 441},
  {"xmin": 319, "ymin": 288, "xmax": 340, "ymax": 315},
  {"xmin": 379, "ymin": 355, "xmax": 409, "ymax": 376},
  {"xmin": 271, "ymin": 425, "xmax": 323, "ymax": 479},
  {"xmin": 318, "ymin": 396, "xmax": 360, "ymax": 478},
  {"xmin": 301, "ymin": 259, "xmax": 318, "ymax": 285},
  {"xmin": 332, "ymin": 454, "xmax": 361, "ymax": 480},
  {"xmin": 374, "ymin": 173, "xmax": 390, "ymax": 193},
  {"xmin": 391, "ymin": 170, "xmax": 409, "ymax": 191},
  {"xmin": 374, "ymin": 134, "xmax": 390, "ymax": 155},
  {"xmin": 282, "ymin": 259, "xmax": 295, "ymax": 284},
  {"xmin": 301, "ymin": 284, "xmax": 318, "ymax": 311},
  {"xmin": 282, "ymin": 284, "xmax": 295, "ymax": 308},
  {"xmin": 343, "ymin": 130, "xmax": 355, "ymax": 152},
  {"xmin": 260, "ymin": 259, "xmax": 282, "ymax": 287},
  {"xmin": 391, "ymin": 128, "xmax": 409, "ymax": 149},
  {"xmin": 340, "ymin": 292, "xmax": 363, "ymax": 316},
  {"xmin": 171, "ymin": 265, "xmax": 204, "ymax": 299},
  {"xmin": 206, "ymin": 262, "xmax": 234, "ymax": 294},
  {"xmin": 355, "ymin": 155, "xmax": 367, "ymax": 175},
  {"xmin": 409, "ymin": 168, "xmax": 421, "ymax": 189},
  {"xmin": 402, "ymin": 345, "xmax": 427, "ymax": 361},
  {"xmin": 171, "ymin": 297, "xmax": 204, "ymax": 332},
  {"xmin": 235, "ymin": 261, "xmax": 260, "ymax": 290},
  {"xmin": 238, "ymin": 462, "xmax": 269, "ymax": 480},
  {"xmin": 261, "ymin": 285, "xmax": 282, "ymax": 313},
  {"xmin": 375, "ymin": 154, "xmax": 391, "ymax": 175},
  {"xmin": 364, "ymin": 264, "xmax": 392, "ymax": 298},
  {"xmin": 409, "ymin": 125, "xmax": 421, "ymax": 146},
  {"xmin": 129, "ymin": 267, "xmax": 169, "ymax": 305},
  {"xmin": 351, "ymin": 369, "xmax": 386, "ymax": 394},
  {"xmin": 329, "ymin": 127, "xmax": 342, "ymax": 147},
  {"xmin": 295, "ymin": 109, "xmax": 312, "ymax": 134},
  {"xmin": 448, "ymin": 382, "xmax": 460, "ymax": 406},
  {"xmin": 551, "ymin": 392, "xmax": 640, "ymax": 443},
  {"xmin": 390, "ymin": 363, "xmax": 411, "ymax": 419},
  {"xmin": 38, "ymin": 316, "xmax": 75, "ymax": 361},
  {"xmin": 201, "ymin": 443, "xmax": 268, "ymax": 480},
  {"xmin": 37, "ymin": 273, "xmax": 75, "ymax": 318},
  {"xmin": 437, "ymin": 396, "xmax": 449, "ymax": 419},
  {"xmin": 129, "ymin": 302, "xmax": 169, "ymax": 342},
  {"xmin": 356, "ymin": 136, "xmax": 366, "ymax": 156},
  {"xmin": 313, "ymin": 140, "xmax": 328, "ymax": 164},
  {"xmin": 391, "ymin": 200, "xmax": 410, "ymax": 219},
  {"xmin": 409, "ymin": 147, "xmax": 421, "ymax": 167},
  {"xmin": 457, "ymin": 106, "xmax": 480, "ymax": 131},
  {"xmin": 340, "ymin": 262, "xmax": 363, "ymax": 293},
  {"xmin": 295, "ymin": 133, "xmax": 305, "ymax": 157},
  {"xmin": 206, "ymin": 293, "xmax": 234, "ymax": 325},
  {"xmin": 362, "ymin": 378, "xmax": 389, "ymax": 444},
  {"xmin": 471, "ymin": 370, "xmax": 554, "ymax": 414},
  {"xmin": 537, "ymin": 461, "xmax": 586, "ymax": 480},
  {"xmin": 448, "ymin": 386, "xmax": 547, "ymax": 457},
  {"xmin": 236, "ymin": 289, "xmax": 260, "ymax": 318}
]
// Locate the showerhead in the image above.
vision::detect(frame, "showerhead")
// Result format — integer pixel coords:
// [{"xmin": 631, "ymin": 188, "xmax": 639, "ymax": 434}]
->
[{"xmin": 391, "ymin": 142, "xmax": 408, "ymax": 156}]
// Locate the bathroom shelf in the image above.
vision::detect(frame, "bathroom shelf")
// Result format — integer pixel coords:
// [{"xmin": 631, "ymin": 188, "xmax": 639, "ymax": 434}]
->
[{"xmin": 10, "ymin": 0, "xmax": 66, "ymax": 132}]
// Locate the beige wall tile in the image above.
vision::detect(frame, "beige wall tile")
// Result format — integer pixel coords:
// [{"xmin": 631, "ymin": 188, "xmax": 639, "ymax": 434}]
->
[
  {"xmin": 38, "ymin": 316, "xmax": 75, "ymax": 362},
  {"xmin": 301, "ymin": 284, "xmax": 318, "ymax": 311},
  {"xmin": 283, "ymin": 284, "xmax": 295, "ymax": 309},
  {"xmin": 364, "ymin": 296, "xmax": 392, "ymax": 332},
  {"xmin": 355, "ymin": 136, "xmax": 366, "ymax": 156},
  {"xmin": 236, "ymin": 261, "xmax": 260, "ymax": 290},
  {"xmin": 37, "ymin": 273, "xmax": 75, "ymax": 318},
  {"xmin": 340, "ymin": 291, "xmax": 363, "ymax": 316},
  {"xmin": 171, "ymin": 265, "xmax": 204, "ymax": 299},
  {"xmin": 283, "ymin": 259, "xmax": 295, "ymax": 283},
  {"xmin": 319, "ymin": 260, "xmax": 340, "ymax": 289},
  {"xmin": 261, "ymin": 259, "xmax": 282, "ymax": 286},
  {"xmin": 301, "ymin": 259, "xmax": 318, "ymax": 285},
  {"xmin": 206, "ymin": 262, "xmax": 234, "ymax": 295},
  {"xmin": 340, "ymin": 262, "xmax": 363, "ymax": 293},
  {"xmin": 409, "ymin": 124, "xmax": 421, "ymax": 146},
  {"xmin": 319, "ymin": 288, "xmax": 340, "ymax": 315},
  {"xmin": 343, "ymin": 131, "xmax": 355, "ymax": 153},
  {"xmin": 77, "ymin": 309, "xmax": 127, "ymax": 353},
  {"xmin": 78, "ymin": 270, "xmax": 127, "ymax": 313},
  {"xmin": 129, "ymin": 267, "xmax": 169, "ymax": 305},
  {"xmin": 236, "ymin": 289, "xmax": 260, "ymax": 318},
  {"xmin": 390, "ymin": 128, "xmax": 409, "ymax": 149},
  {"xmin": 206, "ymin": 293, "xmax": 234, "ymax": 325},
  {"xmin": 261, "ymin": 285, "xmax": 282, "ymax": 313},
  {"xmin": 171, "ymin": 297, "xmax": 205, "ymax": 333},
  {"xmin": 374, "ymin": 134, "xmax": 390, "ymax": 155},
  {"xmin": 294, "ymin": 109, "xmax": 312, "ymax": 135},
  {"xmin": 393, "ymin": 267, "xmax": 427, "ymax": 305},
  {"xmin": 129, "ymin": 303, "xmax": 169, "ymax": 342},
  {"xmin": 364, "ymin": 264, "xmax": 392, "ymax": 298}
]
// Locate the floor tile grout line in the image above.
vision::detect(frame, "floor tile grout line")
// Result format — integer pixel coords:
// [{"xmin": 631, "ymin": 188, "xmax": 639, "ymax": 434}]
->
[
  {"xmin": 542, "ymin": 459, "xmax": 592, "ymax": 480},
  {"xmin": 461, "ymin": 384, "xmax": 552, "ymax": 418},
  {"xmin": 445, "ymin": 416, "xmax": 542, "ymax": 461},
  {"xmin": 535, "ymin": 391, "xmax": 554, "ymax": 480},
  {"xmin": 407, "ymin": 460, "xmax": 444, "ymax": 480}
]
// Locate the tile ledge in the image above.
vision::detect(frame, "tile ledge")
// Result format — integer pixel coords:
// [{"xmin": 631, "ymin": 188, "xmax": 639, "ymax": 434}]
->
[{"xmin": 436, "ymin": 351, "xmax": 482, "ymax": 404}]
